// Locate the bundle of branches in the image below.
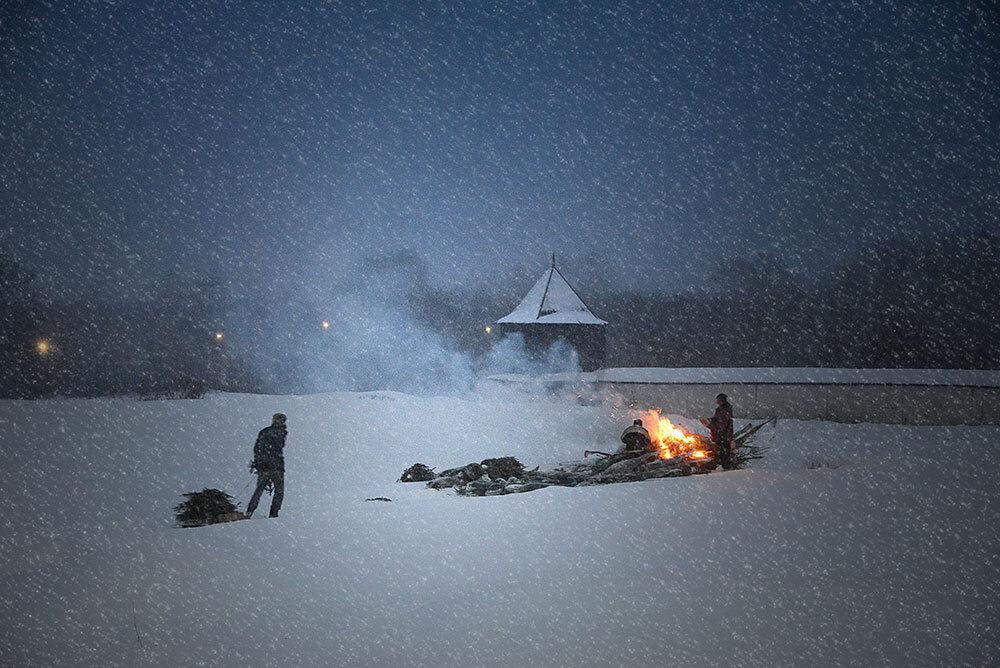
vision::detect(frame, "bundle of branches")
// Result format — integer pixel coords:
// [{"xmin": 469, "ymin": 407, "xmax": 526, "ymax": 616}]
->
[
  {"xmin": 731, "ymin": 418, "xmax": 775, "ymax": 469},
  {"xmin": 480, "ymin": 457, "xmax": 525, "ymax": 479},
  {"xmin": 399, "ymin": 463, "xmax": 435, "ymax": 482},
  {"xmin": 408, "ymin": 457, "xmax": 536, "ymax": 495},
  {"xmin": 415, "ymin": 453, "xmax": 690, "ymax": 497},
  {"xmin": 174, "ymin": 488, "xmax": 245, "ymax": 528}
]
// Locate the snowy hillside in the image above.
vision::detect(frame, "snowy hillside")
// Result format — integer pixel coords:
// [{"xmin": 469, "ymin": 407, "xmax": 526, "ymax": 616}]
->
[{"xmin": 2, "ymin": 390, "xmax": 998, "ymax": 666}]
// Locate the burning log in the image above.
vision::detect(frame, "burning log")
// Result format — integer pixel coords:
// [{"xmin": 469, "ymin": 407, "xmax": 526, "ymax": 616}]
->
[{"xmin": 633, "ymin": 411, "xmax": 774, "ymax": 472}]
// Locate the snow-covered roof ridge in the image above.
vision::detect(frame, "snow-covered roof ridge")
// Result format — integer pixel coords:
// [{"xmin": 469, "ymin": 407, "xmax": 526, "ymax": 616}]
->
[{"xmin": 496, "ymin": 260, "xmax": 607, "ymax": 325}]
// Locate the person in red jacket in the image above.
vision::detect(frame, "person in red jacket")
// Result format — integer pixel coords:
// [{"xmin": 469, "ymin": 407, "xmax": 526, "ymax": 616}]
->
[{"xmin": 705, "ymin": 393, "xmax": 735, "ymax": 470}]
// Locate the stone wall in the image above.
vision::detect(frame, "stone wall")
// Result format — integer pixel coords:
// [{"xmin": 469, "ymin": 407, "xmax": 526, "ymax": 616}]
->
[{"xmin": 601, "ymin": 382, "xmax": 1000, "ymax": 425}]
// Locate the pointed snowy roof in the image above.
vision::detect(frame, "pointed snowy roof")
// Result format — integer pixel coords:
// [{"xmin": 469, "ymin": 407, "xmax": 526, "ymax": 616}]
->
[{"xmin": 496, "ymin": 258, "xmax": 607, "ymax": 325}]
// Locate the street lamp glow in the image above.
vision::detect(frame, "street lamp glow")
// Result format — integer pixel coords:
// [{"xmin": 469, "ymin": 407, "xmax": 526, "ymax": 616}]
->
[
  {"xmin": 322, "ymin": 321, "xmax": 330, "ymax": 329},
  {"xmin": 215, "ymin": 332, "xmax": 223, "ymax": 340},
  {"xmin": 37, "ymin": 340, "xmax": 50, "ymax": 353},
  {"xmin": 485, "ymin": 326, "xmax": 492, "ymax": 334}
]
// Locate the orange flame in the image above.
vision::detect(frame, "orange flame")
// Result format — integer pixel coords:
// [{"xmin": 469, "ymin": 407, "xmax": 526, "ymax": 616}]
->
[{"xmin": 643, "ymin": 409, "xmax": 698, "ymax": 459}]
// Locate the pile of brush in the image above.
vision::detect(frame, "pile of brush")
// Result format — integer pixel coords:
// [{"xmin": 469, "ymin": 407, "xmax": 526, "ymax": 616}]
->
[
  {"xmin": 174, "ymin": 488, "xmax": 245, "ymax": 527},
  {"xmin": 401, "ymin": 420, "xmax": 774, "ymax": 497}
]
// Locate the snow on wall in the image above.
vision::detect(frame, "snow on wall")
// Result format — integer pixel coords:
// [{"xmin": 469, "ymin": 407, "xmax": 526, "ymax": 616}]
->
[
  {"xmin": 492, "ymin": 367, "xmax": 1000, "ymax": 425},
  {"xmin": 590, "ymin": 367, "xmax": 1000, "ymax": 387},
  {"xmin": 607, "ymin": 382, "xmax": 1000, "ymax": 425}
]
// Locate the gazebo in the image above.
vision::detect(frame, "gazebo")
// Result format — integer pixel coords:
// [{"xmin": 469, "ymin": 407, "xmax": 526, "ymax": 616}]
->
[{"xmin": 494, "ymin": 256, "xmax": 607, "ymax": 371}]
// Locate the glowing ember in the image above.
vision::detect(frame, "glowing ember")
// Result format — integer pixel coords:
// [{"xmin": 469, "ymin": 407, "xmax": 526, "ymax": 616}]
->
[{"xmin": 643, "ymin": 409, "xmax": 698, "ymax": 459}]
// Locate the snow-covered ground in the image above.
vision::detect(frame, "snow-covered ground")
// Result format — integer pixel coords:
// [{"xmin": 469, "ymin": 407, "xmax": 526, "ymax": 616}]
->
[{"xmin": 1, "ymin": 389, "xmax": 997, "ymax": 666}]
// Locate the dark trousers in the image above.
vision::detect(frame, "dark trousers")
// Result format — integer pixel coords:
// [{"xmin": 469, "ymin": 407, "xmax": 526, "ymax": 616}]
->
[
  {"xmin": 247, "ymin": 470, "xmax": 284, "ymax": 517},
  {"xmin": 714, "ymin": 440, "xmax": 735, "ymax": 470}
]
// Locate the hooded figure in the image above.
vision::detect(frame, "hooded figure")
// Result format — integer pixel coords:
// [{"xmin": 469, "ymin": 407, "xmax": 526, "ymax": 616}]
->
[
  {"xmin": 246, "ymin": 413, "xmax": 288, "ymax": 518},
  {"xmin": 620, "ymin": 418, "xmax": 653, "ymax": 455}
]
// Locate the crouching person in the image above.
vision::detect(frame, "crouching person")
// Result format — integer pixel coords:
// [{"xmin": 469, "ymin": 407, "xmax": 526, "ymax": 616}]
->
[
  {"xmin": 247, "ymin": 413, "xmax": 288, "ymax": 518},
  {"xmin": 620, "ymin": 418, "xmax": 653, "ymax": 455}
]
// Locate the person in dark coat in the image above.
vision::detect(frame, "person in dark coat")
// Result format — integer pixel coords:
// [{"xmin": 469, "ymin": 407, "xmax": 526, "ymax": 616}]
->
[
  {"xmin": 706, "ymin": 393, "xmax": 735, "ymax": 470},
  {"xmin": 246, "ymin": 413, "xmax": 288, "ymax": 518}
]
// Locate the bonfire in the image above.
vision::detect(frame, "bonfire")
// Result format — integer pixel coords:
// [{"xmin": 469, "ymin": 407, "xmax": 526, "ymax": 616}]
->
[
  {"xmin": 644, "ymin": 409, "xmax": 707, "ymax": 460},
  {"xmin": 618, "ymin": 410, "xmax": 772, "ymax": 472},
  {"xmin": 403, "ymin": 415, "xmax": 774, "ymax": 497}
]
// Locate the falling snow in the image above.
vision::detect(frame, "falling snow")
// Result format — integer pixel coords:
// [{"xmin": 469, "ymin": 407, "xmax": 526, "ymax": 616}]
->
[{"xmin": 1, "ymin": 2, "xmax": 998, "ymax": 665}]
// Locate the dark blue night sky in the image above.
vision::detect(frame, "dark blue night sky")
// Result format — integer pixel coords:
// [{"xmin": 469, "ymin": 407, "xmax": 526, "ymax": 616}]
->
[{"xmin": 3, "ymin": 1, "xmax": 998, "ymax": 298}]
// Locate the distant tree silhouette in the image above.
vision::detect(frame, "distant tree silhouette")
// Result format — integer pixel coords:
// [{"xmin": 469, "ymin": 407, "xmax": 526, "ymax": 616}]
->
[
  {"xmin": 9, "ymin": 231, "xmax": 996, "ymax": 399},
  {"xmin": 592, "ymin": 230, "xmax": 1000, "ymax": 371}
]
